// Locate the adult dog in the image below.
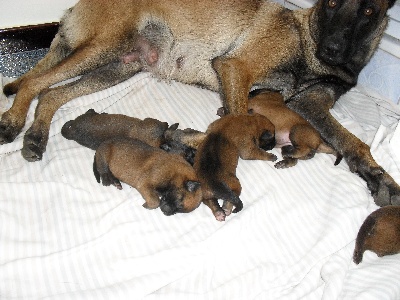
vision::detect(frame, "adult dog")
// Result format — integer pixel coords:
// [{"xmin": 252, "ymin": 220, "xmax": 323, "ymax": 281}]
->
[{"xmin": 1, "ymin": 0, "xmax": 399, "ymax": 206}]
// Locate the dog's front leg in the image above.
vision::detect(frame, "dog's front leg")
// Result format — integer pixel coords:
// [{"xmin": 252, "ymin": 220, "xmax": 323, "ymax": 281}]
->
[
  {"xmin": 212, "ymin": 57, "xmax": 253, "ymax": 115},
  {"xmin": 288, "ymin": 87, "xmax": 400, "ymax": 206},
  {"xmin": 22, "ymin": 61, "xmax": 142, "ymax": 161}
]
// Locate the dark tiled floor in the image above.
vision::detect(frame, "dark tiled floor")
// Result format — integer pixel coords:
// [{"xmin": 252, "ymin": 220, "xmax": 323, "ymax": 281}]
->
[
  {"xmin": 0, "ymin": 48, "xmax": 48, "ymax": 77},
  {"xmin": 0, "ymin": 23, "xmax": 57, "ymax": 77}
]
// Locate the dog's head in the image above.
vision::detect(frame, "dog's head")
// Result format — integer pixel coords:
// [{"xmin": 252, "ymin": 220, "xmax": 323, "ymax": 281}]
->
[
  {"xmin": 311, "ymin": 0, "xmax": 396, "ymax": 67},
  {"xmin": 156, "ymin": 180, "xmax": 202, "ymax": 216}
]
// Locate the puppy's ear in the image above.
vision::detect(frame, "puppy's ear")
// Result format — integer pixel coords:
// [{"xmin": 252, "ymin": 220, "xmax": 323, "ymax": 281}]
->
[
  {"xmin": 168, "ymin": 123, "xmax": 179, "ymax": 131},
  {"xmin": 185, "ymin": 180, "xmax": 201, "ymax": 192},
  {"xmin": 388, "ymin": 0, "xmax": 396, "ymax": 8}
]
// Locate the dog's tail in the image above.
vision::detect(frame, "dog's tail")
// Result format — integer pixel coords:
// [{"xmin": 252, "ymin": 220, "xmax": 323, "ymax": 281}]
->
[
  {"xmin": 209, "ymin": 180, "xmax": 243, "ymax": 213},
  {"xmin": 353, "ymin": 213, "xmax": 376, "ymax": 264}
]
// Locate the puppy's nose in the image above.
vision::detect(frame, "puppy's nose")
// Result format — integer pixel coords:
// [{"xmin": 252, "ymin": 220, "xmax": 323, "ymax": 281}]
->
[{"xmin": 160, "ymin": 203, "xmax": 176, "ymax": 216}]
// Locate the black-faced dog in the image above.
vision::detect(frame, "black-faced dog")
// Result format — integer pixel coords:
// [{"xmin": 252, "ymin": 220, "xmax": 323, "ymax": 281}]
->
[
  {"xmin": 193, "ymin": 114, "xmax": 277, "ymax": 221},
  {"xmin": 1, "ymin": 0, "xmax": 398, "ymax": 206},
  {"xmin": 93, "ymin": 137, "xmax": 202, "ymax": 216},
  {"xmin": 248, "ymin": 90, "xmax": 339, "ymax": 168},
  {"xmin": 353, "ymin": 206, "xmax": 400, "ymax": 264}
]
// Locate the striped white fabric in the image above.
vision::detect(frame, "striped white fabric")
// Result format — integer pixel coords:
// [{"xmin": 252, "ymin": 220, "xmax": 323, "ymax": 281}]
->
[{"xmin": 0, "ymin": 72, "xmax": 399, "ymax": 299}]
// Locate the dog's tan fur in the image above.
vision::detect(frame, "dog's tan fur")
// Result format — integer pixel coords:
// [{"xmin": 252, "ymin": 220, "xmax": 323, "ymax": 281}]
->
[
  {"xmin": 1, "ymin": 0, "xmax": 399, "ymax": 206},
  {"xmin": 353, "ymin": 206, "xmax": 400, "ymax": 264},
  {"xmin": 194, "ymin": 114, "xmax": 276, "ymax": 221},
  {"xmin": 248, "ymin": 91, "xmax": 337, "ymax": 168},
  {"xmin": 93, "ymin": 137, "xmax": 202, "ymax": 216}
]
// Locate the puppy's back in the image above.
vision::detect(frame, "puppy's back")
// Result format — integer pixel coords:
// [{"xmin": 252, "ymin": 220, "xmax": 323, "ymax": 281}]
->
[
  {"xmin": 353, "ymin": 206, "xmax": 400, "ymax": 264},
  {"xmin": 62, "ymin": 109, "xmax": 168, "ymax": 149}
]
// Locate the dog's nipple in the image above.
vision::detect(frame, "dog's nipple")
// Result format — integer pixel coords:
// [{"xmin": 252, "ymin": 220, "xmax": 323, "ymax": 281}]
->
[{"xmin": 176, "ymin": 56, "xmax": 184, "ymax": 69}]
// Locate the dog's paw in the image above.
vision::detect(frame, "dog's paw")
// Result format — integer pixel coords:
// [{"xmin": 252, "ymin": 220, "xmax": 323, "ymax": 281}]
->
[
  {"xmin": 345, "ymin": 149, "xmax": 400, "ymax": 206},
  {"xmin": 0, "ymin": 114, "xmax": 23, "ymax": 144},
  {"xmin": 3, "ymin": 82, "xmax": 18, "ymax": 96},
  {"xmin": 21, "ymin": 126, "xmax": 49, "ymax": 162}
]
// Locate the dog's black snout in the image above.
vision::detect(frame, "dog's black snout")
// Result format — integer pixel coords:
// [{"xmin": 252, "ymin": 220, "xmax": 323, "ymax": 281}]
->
[{"xmin": 323, "ymin": 40, "xmax": 342, "ymax": 57}]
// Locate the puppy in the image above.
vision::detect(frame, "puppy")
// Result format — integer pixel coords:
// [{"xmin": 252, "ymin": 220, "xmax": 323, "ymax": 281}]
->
[
  {"xmin": 248, "ymin": 91, "xmax": 339, "ymax": 168},
  {"xmin": 353, "ymin": 206, "xmax": 400, "ymax": 264},
  {"xmin": 93, "ymin": 137, "xmax": 202, "ymax": 216},
  {"xmin": 61, "ymin": 109, "xmax": 168, "ymax": 149},
  {"xmin": 194, "ymin": 114, "xmax": 276, "ymax": 221}
]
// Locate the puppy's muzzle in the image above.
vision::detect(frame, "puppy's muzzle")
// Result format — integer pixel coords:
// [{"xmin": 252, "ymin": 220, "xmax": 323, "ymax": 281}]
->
[{"xmin": 259, "ymin": 130, "xmax": 276, "ymax": 151}]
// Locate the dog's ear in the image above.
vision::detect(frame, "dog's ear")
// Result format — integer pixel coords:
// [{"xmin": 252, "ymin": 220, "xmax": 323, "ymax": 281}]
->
[{"xmin": 185, "ymin": 180, "xmax": 201, "ymax": 192}]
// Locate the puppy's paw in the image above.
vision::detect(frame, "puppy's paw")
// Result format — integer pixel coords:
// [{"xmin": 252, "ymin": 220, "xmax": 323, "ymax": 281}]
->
[
  {"xmin": 214, "ymin": 210, "xmax": 226, "ymax": 221},
  {"xmin": 143, "ymin": 202, "xmax": 160, "ymax": 210},
  {"xmin": 274, "ymin": 157, "xmax": 298, "ymax": 169}
]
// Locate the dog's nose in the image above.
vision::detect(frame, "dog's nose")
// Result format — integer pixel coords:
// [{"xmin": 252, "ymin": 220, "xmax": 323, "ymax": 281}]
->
[{"xmin": 323, "ymin": 40, "xmax": 342, "ymax": 57}]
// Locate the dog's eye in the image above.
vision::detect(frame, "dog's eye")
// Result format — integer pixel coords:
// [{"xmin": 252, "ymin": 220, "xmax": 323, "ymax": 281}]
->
[
  {"xmin": 364, "ymin": 7, "xmax": 373, "ymax": 16},
  {"xmin": 328, "ymin": 0, "xmax": 337, "ymax": 8}
]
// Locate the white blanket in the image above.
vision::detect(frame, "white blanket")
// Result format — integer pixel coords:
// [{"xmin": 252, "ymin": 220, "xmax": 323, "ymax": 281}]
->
[{"xmin": 0, "ymin": 72, "xmax": 399, "ymax": 299}]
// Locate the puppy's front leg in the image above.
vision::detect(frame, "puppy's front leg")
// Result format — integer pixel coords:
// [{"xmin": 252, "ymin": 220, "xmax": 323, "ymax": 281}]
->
[{"xmin": 138, "ymin": 187, "xmax": 161, "ymax": 210}]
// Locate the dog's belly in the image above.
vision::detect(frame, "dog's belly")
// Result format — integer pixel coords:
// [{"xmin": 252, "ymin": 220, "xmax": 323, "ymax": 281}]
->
[{"xmin": 148, "ymin": 41, "xmax": 220, "ymax": 90}]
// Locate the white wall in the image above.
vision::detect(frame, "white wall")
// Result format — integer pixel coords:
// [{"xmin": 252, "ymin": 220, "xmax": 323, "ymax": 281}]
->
[{"xmin": 0, "ymin": 0, "xmax": 79, "ymax": 29}]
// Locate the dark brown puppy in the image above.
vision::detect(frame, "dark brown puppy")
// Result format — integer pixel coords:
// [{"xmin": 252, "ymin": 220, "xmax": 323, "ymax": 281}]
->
[
  {"xmin": 93, "ymin": 137, "xmax": 202, "ymax": 216},
  {"xmin": 194, "ymin": 114, "xmax": 277, "ymax": 221},
  {"xmin": 353, "ymin": 206, "xmax": 400, "ymax": 264},
  {"xmin": 61, "ymin": 109, "xmax": 168, "ymax": 149},
  {"xmin": 62, "ymin": 110, "xmax": 197, "ymax": 164},
  {"xmin": 2, "ymin": 0, "xmax": 399, "ymax": 207},
  {"xmin": 248, "ymin": 91, "xmax": 338, "ymax": 168}
]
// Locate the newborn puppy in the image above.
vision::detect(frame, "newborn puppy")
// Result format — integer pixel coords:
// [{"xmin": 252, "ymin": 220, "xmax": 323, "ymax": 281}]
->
[
  {"xmin": 93, "ymin": 137, "xmax": 202, "ymax": 216},
  {"xmin": 194, "ymin": 114, "xmax": 277, "ymax": 221},
  {"xmin": 61, "ymin": 109, "xmax": 168, "ymax": 149},
  {"xmin": 353, "ymin": 206, "xmax": 400, "ymax": 264},
  {"xmin": 248, "ymin": 91, "xmax": 339, "ymax": 168}
]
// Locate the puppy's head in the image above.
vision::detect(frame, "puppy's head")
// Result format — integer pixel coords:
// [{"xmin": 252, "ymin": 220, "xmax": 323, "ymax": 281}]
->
[
  {"xmin": 157, "ymin": 180, "xmax": 202, "ymax": 216},
  {"xmin": 252, "ymin": 114, "xmax": 276, "ymax": 151},
  {"xmin": 259, "ymin": 130, "xmax": 276, "ymax": 151}
]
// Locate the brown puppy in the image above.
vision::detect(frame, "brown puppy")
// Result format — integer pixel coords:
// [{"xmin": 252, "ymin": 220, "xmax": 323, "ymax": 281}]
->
[
  {"xmin": 248, "ymin": 91, "xmax": 338, "ymax": 168},
  {"xmin": 93, "ymin": 137, "xmax": 202, "ymax": 216},
  {"xmin": 353, "ymin": 206, "xmax": 400, "ymax": 264},
  {"xmin": 61, "ymin": 109, "xmax": 168, "ymax": 149},
  {"xmin": 194, "ymin": 114, "xmax": 276, "ymax": 221},
  {"xmin": 2, "ymin": 0, "xmax": 399, "ymax": 207}
]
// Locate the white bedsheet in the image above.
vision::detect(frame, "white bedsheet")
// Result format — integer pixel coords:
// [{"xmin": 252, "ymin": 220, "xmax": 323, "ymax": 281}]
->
[{"xmin": 0, "ymin": 72, "xmax": 399, "ymax": 300}]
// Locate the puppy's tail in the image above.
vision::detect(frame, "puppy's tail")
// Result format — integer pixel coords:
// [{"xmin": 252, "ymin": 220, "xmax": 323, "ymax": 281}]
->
[
  {"xmin": 210, "ymin": 180, "xmax": 243, "ymax": 213},
  {"xmin": 353, "ymin": 214, "xmax": 376, "ymax": 264}
]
